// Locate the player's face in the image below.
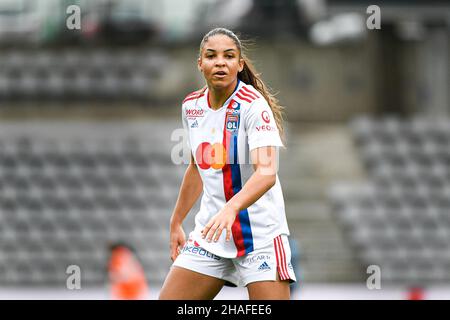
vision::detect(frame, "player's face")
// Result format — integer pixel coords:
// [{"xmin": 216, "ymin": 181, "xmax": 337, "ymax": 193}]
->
[{"xmin": 198, "ymin": 35, "xmax": 244, "ymax": 90}]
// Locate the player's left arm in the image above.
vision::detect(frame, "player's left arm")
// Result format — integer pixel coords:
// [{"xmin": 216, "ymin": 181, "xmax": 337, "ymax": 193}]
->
[{"xmin": 201, "ymin": 146, "xmax": 278, "ymax": 242}]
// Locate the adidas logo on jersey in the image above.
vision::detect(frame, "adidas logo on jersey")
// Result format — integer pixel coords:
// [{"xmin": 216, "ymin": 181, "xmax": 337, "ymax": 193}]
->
[
  {"xmin": 258, "ymin": 261, "xmax": 271, "ymax": 271},
  {"xmin": 191, "ymin": 120, "xmax": 199, "ymax": 128}
]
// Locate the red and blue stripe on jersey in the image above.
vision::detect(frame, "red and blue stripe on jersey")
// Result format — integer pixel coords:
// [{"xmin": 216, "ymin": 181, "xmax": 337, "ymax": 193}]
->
[
  {"xmin": 187, "ymin": 82, "xmax": 261, "ymax": 257},
  {"xmin": 222, "ymin": 98, "xmax": 254, "ymax": 257},
  {"xmin": 221, "ymin": 82, "xmax": 260, "ymax": 256}
]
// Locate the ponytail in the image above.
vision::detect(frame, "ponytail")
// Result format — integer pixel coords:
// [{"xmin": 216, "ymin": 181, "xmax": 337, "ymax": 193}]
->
[{"xmin": 238, "ymin": 54, "xmax": 286, "ymax": 144}]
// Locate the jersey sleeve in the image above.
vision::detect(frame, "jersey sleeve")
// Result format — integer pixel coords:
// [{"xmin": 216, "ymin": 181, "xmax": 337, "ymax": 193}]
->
[{"xmin": 244, "ymin": 98, "xmax": 284, "ymax": 151}]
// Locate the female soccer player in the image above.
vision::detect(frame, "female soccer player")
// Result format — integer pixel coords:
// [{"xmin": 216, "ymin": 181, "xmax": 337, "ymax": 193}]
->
[{"xmin": 159, "ymin": 28, "xmax": 296, "ymax": 300}]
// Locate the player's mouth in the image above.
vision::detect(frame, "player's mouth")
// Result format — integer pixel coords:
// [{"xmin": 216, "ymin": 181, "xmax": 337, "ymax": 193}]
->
[{"xmin": 213, "ymin": 71, "xmax": 227, "ymax": 78}]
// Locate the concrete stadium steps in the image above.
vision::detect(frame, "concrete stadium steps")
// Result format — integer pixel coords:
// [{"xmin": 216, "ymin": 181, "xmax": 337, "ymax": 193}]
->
[{"xmin": 279, "ymin": 123, "xmax": 366, "ymax": 282}]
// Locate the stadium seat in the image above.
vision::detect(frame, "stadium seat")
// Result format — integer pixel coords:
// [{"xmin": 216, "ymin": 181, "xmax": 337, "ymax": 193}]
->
[{"xmin": 331, "ymin": 116, "xmax": 450, "ymax": 284}]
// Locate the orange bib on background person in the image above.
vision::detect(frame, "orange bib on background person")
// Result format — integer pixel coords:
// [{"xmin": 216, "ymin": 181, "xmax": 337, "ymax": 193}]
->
[{"xmin": 108, "ymin": 245, "xmax": 149, "ymax": 300}]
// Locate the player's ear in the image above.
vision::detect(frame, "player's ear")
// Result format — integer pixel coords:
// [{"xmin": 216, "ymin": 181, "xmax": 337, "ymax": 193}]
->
[
  {"xmin": 238, "ymin": 58, "xmax": 244, "ymax": 73},
  {"xmin": 197, "ymin": 57, "xmax": 203, "ymax": 73}
]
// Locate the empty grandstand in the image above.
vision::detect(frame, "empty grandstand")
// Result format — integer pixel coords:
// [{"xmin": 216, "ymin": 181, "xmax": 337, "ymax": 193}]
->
[
  {"xmin": 0, "ymin": 121, "xmax": 188, "ymax": 286},
  {"xmin": 330, "ymin": 117, "xmax": 450, "ymax": 285}
]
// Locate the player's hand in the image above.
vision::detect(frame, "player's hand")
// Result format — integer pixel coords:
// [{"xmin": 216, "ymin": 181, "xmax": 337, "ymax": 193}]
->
[
  {"xmin": 169, "ymin": 223, "xmax": 186, "ymax": 262},
  {"xmin": 201, "ymin": 204, "xmax": 238, "ymax": 243}
]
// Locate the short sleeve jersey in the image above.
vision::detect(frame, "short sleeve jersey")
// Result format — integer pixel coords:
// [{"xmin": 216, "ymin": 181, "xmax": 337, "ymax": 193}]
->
[{"xmin": 181, "ymin": 80, "xmax": 290, "ymax": 258}]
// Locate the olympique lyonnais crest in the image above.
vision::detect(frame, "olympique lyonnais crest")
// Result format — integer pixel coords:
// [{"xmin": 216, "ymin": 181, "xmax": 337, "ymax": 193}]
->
[
  {"xmin": 226, "ymin": 115, "xmax": 239, "ymax": 132},
  {"xmin": 226, "ymin": 101, "xmax": 241, "ymax": 132}
]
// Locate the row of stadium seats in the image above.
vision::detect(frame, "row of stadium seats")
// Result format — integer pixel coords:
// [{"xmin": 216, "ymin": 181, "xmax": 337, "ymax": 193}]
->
[
  {"xmin": 0, "ymin": 121, "xmax": 185, "ymax": 285},
  {"xmin": 0, "ymin": 49, "xmax": 167, "ymax": 101},
  {"xmin": 352, "ymin": 117, "xmax": 450, "ymax": 147},
  {"xmin": 330, "ymin": 116, "xmax": 450, "ymax": 284},
  {"xmin": 0, "ymin": 50, "xmax": 166, "ymax": 72}
]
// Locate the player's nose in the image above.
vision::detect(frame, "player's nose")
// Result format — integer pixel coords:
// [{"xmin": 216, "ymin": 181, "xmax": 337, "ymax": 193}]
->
[{"xmin": 215, "ymin": 57, "xmax": 226, "ymax": 66}]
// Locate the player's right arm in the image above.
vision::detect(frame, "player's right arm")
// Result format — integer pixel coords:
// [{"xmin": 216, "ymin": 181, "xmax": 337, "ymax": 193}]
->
[{"xmin": 169, "ymin": 153, "xmax": 203, "ymax": 261}]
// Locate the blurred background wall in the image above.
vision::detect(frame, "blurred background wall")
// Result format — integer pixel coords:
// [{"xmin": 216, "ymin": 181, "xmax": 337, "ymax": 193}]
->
[{"xmin": 0, "ymin": 0, "xmax": 449, "ymax": 299}]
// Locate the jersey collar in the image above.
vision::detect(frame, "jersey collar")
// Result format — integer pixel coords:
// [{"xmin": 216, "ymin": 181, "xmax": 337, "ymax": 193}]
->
[{"xmin": 205, "ymin": 79, "xmax": 243, "ymax": 112}]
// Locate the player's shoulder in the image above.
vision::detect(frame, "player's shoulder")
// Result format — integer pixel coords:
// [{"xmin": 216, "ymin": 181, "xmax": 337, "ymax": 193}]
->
[
  {"xmin": 235, "ymin": 84, "xmax": 269, "ymax": 113},
  {"xmin": 182, "ymin": 87, "xmax": 207, "ymax": 106},
  {"xmin": 235, "ymin": 84, "xmax": 264, "ymax": 107}
]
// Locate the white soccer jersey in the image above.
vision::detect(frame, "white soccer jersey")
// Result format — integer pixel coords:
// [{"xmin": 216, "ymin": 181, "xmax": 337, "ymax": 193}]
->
[{"xmin": 181, "ymin": 80, "xmax": 290, "ymax": 258}]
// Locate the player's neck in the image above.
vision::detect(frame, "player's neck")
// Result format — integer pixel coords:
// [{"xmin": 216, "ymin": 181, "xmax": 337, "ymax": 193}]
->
[{"xmin": 207, "ymin": 79, "xmax": 238, "ymax": 110}]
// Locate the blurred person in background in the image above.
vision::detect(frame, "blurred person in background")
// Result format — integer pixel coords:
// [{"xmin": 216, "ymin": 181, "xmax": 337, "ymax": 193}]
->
[
  {"xmin": 159, "ymin": 28, "xmax": 296, "ymax": 300},
  {"xmin": 108, "ymin": 243, "xmax": 149, "ymax": 300}
]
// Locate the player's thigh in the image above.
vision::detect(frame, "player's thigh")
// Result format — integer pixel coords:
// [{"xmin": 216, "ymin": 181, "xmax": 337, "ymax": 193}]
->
[
  {"xmin": 247, "ymin": 272, "xmax": 290, "ymax": 300},
  {"xmin": 159, "ymin": 266, "xmax": 225, "ymax": 300}
]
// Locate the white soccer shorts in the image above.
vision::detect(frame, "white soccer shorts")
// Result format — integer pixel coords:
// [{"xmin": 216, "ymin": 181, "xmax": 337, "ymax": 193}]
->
[{"xmin": 172, "ymin": 232, "xmax": 297, "ymax": 287}]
